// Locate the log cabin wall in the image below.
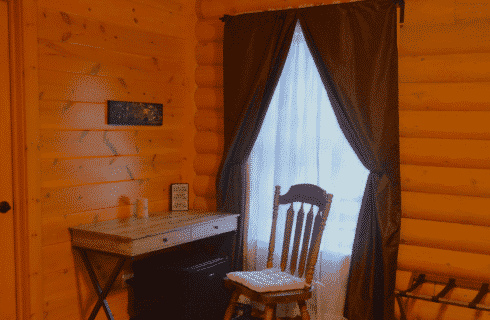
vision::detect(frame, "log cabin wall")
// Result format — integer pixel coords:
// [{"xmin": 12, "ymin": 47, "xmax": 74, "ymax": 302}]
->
[
  {"xmin": 27, "ymin": 0, "xmax": 490, "ymax": 318},
  {"xmin": 195, "ymin": 0, "xmax": 490, "ymax": 319},
  {"xmin": 396, "ymin": 0, "xmax": 490, "ymax": 319},
  {"xmin": 193, "ymin": 18, "xmax": 224, "ymax": 210},
  {"xmin": 37, "ymin": 0, "xmax": 197, "ymax": 319}
]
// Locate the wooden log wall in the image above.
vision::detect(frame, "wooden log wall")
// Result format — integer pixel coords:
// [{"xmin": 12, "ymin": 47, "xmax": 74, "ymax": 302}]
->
[
  {"xmin": 196, "ymin": 0, "xmax": 490, "ymax": 319},
  {"xmin": 37, "ymin": 0, "xmax": 197, "ymax": 319},
  {"xmin": 397, "ymin": 0, "xmax": 490, "ymax": 318},
  {"xmin": 193, "ymin": 18, "xmax": 224, "ymax": 210}
]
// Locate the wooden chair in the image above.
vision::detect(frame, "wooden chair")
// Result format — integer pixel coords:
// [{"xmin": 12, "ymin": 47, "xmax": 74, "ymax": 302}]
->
[{"xmin": 223, "ymin": 184, "xmax": 334, "ymax": 320}]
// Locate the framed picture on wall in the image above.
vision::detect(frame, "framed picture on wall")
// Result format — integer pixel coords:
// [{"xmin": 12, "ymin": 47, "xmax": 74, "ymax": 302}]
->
[
  {"xmin": 171, "ymin": 183, "xmax": 189, "ymax": 211},
  {"xmin": 107, "ymin": 100, "xmax": 163, "ymax": 126}
]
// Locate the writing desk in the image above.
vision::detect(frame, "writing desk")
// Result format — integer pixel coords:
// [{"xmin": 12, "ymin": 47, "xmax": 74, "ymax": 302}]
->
[{"xmin": 69, "ymin": 210, "xmax": 239, "ymax": 320}]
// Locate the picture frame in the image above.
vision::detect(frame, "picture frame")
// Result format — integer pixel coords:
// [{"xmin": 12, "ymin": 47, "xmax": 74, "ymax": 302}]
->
[
  {"xmin": 107, "ymin": 100, "xmax": 163, "ymax": 126},
  {"xmin": 171, "ymin": 183, "xmax": 189, "ymax": 211}
]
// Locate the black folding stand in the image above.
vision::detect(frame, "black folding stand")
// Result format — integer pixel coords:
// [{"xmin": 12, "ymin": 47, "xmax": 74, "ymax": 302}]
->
[{"xmin": 75, "ymin": 247, "xmax": 132, "ymax": 320}]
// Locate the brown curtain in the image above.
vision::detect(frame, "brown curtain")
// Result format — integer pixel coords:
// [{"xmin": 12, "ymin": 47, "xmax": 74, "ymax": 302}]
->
[
  {"xmin": 217, "ymin": 11, "xmax": 298, "ymax": 272},
  {"xmin": 297, "ymin": 2, "xmax": 401, "ymax": 320},
  {"xmin": 218, "ymin": 1, "xmax": 401, "ymax": 319}
]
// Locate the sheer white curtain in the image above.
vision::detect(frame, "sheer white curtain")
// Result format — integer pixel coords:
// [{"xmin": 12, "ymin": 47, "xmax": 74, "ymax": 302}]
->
[{"xmin": 245, "ymin": 20, "xmax": 370, "ymax": 320}]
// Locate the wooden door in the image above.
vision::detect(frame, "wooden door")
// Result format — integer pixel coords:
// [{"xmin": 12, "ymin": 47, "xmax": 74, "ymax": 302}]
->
[{"xmin": 0, "ymin": 0, "xmax": 17, "ymax": 319}]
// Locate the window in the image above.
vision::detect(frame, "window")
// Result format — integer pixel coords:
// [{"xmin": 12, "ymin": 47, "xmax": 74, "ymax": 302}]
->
[{"xmin": 245, "ymin": 20, "xmax": 370, "ymax": 319}]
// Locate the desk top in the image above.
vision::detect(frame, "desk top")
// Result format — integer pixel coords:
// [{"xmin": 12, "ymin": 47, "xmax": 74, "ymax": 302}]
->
[{"xmin": 69, "ymin": 210, "xmax": 239, "ymax": 257}]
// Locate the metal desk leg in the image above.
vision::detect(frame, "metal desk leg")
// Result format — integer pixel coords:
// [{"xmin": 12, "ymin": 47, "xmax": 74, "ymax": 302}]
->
[
  {"xmin": 78, "ymin": 248, "xmax": 126, "ymax": 320},
  {"xmin": 396, "ymin": 295, "xmax": 407, "ymax": 320}
]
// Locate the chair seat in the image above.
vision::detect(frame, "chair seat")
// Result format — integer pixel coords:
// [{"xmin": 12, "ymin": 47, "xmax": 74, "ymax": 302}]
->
[{"xmin": 226, "ymin": 268, "xmax": 310, "ymax": 293}]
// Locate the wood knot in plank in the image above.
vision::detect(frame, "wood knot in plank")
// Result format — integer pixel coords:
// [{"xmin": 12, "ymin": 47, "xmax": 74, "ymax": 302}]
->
[
  {"xmin": 62, "ymin": 101, "xmax": 74, "ymax": 113},
  {"xmin": 78, "ymin": 131, "xmax": 89, "ymax": 143},
  {"xmin": 118, "ymin": 78, "xmax": 127, "ymax": 89},
  {"xmin": 90, "ymin": 63, "xmax": 101, "ymax": 75},
  {"xmin": 60, "ymin": 12, "xmax": 72, "ymax": 25},
  {"xmin": 61, "ymin": 32, "xmax": 72, "ymax": 42}
]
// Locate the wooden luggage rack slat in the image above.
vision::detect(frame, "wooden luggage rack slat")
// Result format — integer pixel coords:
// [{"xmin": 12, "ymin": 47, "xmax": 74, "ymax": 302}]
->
[{"xmin": 395, "ymin": 273, "xmax": 490, "ymax": 320}]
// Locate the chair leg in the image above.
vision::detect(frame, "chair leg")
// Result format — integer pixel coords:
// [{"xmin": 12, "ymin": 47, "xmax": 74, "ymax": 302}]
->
[
  {"xmin": 272, "ymin": 304, "xmax": 277, "ymax": 320},
  {"xmin": 264, "ymin": 304, "xmax": 275, "ymax": 320},
  {"xmin": 223, "ymin": 290, "xmax": 241, "ymax": 320},
  {"xmin": 298, "ymin": 300, "xmax": 310, "ymax": 320}
]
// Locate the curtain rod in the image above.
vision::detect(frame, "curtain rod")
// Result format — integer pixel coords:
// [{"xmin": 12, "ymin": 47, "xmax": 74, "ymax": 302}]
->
[{"xmin": 219, "ymin": 0, "xmax": 405, "ymax": 23}]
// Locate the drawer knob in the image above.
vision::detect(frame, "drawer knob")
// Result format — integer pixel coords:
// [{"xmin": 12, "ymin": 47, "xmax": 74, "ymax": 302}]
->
[
  {"xmin": 213, "ymin": 226, "xmax": 218, "ymax": 229},
  {"xmin": 162, "ymin": 238, "xmax": 168, "ymax": 242}
]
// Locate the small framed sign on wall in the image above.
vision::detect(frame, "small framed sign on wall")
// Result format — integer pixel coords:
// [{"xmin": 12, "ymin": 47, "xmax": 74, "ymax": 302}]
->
[{"xmin": 171, "ymin": 183, "xmax": 189, "ymax": 211}]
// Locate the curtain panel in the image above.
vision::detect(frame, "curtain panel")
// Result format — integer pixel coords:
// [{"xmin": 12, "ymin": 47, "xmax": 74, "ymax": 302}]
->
[
  {"xmin": 217, "ymin": 10, "xmax": 298, "ymax": 272},
  {"xmin": 217, "ymin": 1, "xmax": 401, "ymax": 319}
]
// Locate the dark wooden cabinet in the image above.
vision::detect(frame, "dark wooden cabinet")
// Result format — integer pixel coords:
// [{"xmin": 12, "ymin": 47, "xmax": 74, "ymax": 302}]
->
[{"xmin": 127, "ymin": 232, "xmax": 235, "ymax": 320}]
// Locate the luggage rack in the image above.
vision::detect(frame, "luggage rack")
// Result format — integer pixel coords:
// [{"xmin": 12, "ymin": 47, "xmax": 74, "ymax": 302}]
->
[{"xmin": 395, "ymin": 273, "xmax": 490, "ymax": 320}]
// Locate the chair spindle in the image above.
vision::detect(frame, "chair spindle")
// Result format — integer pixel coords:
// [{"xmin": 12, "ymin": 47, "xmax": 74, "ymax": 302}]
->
[
  {"xmin": 305, "ymin": 194, "xmax": 333, "ymax": 284},
  {"xmin": 305, "ymin": 210, "xmax": 323, "ymax": 281},
  {"xmin": 281, "ymin": 203, "xmax": 295, "ymax": 272},
  {"xmin": 289, "ymin": 203, "xmax": 305, "ymax": 275},
  {"xmin": 297, "ymin": 205, "xmax": 314, "ymax": 278},
  {"xmin": 267, "ymin": 186, "xmax": 281, "ymax": 269}
]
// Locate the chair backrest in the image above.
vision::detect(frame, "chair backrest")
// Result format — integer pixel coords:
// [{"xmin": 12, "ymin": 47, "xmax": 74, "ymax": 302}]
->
[{"xmin": 266, "ymin": 184, "xmax": 333, "ymax": 286}]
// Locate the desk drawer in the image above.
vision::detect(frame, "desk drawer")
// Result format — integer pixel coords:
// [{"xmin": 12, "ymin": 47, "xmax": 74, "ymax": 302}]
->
[
  {"xmin": 132, "ymin": 229, "xmax": 191, "ymax": 255},
  {"xmin": 191, "ymin": 215, "xmax": 237, "ymax": 241}
]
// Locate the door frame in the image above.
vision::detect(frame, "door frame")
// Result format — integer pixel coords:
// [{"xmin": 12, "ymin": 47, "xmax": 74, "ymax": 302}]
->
[{"xmin": 6, "ymin": 0, "xmax": 42, "ymax": 319}]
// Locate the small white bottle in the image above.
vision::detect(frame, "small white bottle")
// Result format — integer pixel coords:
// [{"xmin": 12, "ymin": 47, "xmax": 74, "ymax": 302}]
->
[{"xmin": 135, "ymin": 198, "xmax": 149, "ymax": 218}]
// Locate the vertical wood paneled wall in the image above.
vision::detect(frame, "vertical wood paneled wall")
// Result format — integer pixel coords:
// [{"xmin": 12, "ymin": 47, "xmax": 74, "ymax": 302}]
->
[
  {"xmin": 37, "ymin": 0, "xmax": 197, "ymax": 319},
  {"xmin": 196, "ymin": 0, "xmax": 490, "ymax": 319}
]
